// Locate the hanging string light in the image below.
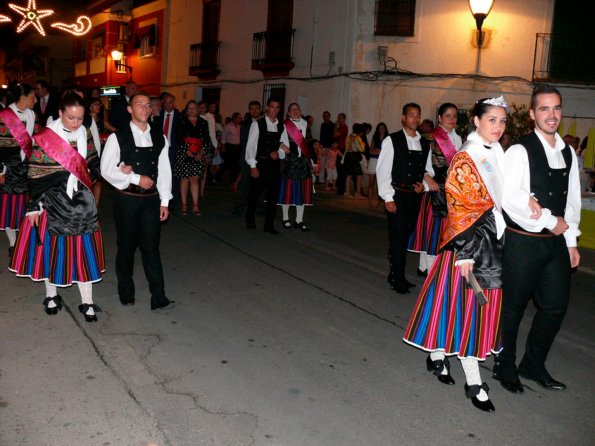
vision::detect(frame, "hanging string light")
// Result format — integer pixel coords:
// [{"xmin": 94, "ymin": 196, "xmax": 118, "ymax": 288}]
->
[{"xmin": 51, "ymin": 15, "xmax": 92, "ymax": 36}]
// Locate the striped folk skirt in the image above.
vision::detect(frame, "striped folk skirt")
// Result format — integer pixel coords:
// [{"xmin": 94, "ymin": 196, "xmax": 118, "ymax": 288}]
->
[
  {"xmin": 403, "ymin": 250, "xmax": 502, "ymax": 360},
  {"xmin": 0, "ymin": 192, "xmax": 27, "ymax": 230},
  {"xmin": 278, "ymin": 176, "xmax": 313, "ymax": 206},
  {"xmin": 9, "ymin": 211, "xmax": 105, "ymax": 286},
  {"xmin": 408, "ymin": 193, "xmax": 445, "ymax": 256}
]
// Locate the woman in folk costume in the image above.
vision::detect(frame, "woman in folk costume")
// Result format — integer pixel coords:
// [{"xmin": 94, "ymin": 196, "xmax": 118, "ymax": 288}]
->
[
  {"xmin": 408, "ymin": 103, "xmax": 462, "ymax": 276},
  {"xmin": 403, "ymin": 96, "xmax": 541, "ymax": 412},
  {"xmin": 0, "ymin": 83, "xmax": 37, "ymax": 260},
  {"xmin": 10, "ymin": 93, "xmax": 104, "ymax": 323},
  {"xmin": 278, "ymin": 103, "xmax": 317, "ymax": 232}
]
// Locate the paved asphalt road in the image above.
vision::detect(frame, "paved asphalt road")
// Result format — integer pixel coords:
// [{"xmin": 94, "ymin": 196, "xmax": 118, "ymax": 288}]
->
[{"xmin": 1, "ymin": 185, "xmax": 593, "ymax": 446}]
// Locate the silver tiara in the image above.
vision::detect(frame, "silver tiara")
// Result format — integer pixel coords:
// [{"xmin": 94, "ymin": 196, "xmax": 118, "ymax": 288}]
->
[{"xmin": 480, "ymin": 95, "xmax": 508, "ymax": 108}]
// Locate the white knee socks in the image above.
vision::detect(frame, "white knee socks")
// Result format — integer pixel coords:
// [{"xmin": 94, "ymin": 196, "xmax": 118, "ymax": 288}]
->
[
  {"xmin": 6, "ymin": 228, "xmax": 16, "ymax": 247},
  {"xmin": 281, "ymin": 204, "xmax": 290, "ymax": 221},
  {"xmin": 295, "ymin": 205, "xmax": 305, "ymax": 223},
  {"xmin": 77, "ymin": 282, "xmax": 94, "ymax": 315},
  {"xmin": 45, "ymin": 280, "xmax": 58, "ymax": 308},
  {"xmin": 419, "ymin": 253, "xmax": 437, "ymax": 272},
  {"xmin": 460, "ymin": 357, "xmax": 488, "ymax": 401}
]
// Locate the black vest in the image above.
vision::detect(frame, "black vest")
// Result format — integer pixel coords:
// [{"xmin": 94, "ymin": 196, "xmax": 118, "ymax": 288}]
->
[
  {"xmin": 505, "ymin": 132, "xmax": 572, "ymax": 231},
  {"xmin": 256, "ymin": 118, "xmax": 283, "ymax": 159},
  {"xmin": 115, "ymin": 124, "xmax": 166, "ymax": 183},
  {"xmin": 389, "ymin": 130, "xmax": 431, "ymax": 185}
]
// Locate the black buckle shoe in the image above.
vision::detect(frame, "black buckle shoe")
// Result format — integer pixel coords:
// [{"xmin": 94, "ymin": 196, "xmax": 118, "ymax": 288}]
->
[
  {"xmin": 417, "ymin": 268, "xmax": 428, "ymax": 277},
  {"xmin": 464, "ymin": 383, "xmax": 495, "ymax": 412},
  {"xmin": 78, "ymin": 304, "xmax": 102, "ymax": 322},
  {"xmin": 294, "ymin": 222, "xmax": 310, "ymax": 232},
  {"xmin": 43, "ymin": 295, "xmax": 63, "ymax": 316},
  {"xmin": 426, "ymin": 355, "xmax": 455, "ymax": 385},
  {"xmin": 282, "ymin": 220, "xmax": 292, "ymax": 229}
]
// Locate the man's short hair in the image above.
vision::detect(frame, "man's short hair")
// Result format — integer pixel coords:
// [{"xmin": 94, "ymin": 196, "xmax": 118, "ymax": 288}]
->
[
  {"xmin": 402, "ymin": 102, "xmax": 421, "ymax": 115},
  {"xmin": 530, "ymin": 84, "xmax": 562, "ymax": 111},
  {"xmin": 267, "ymin": 97, "xmax": 281, "ymax": 106},
  {"xmin": 248, "ymin": 100, "xmax": 261, "ymax": 108},
  {"xmin": 128, "ymin": 92, "xmax": 150, "ymax": 105}
]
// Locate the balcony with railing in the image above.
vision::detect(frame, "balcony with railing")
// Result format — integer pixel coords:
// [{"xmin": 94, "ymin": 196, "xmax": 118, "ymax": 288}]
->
[
  {"xmin": 189, "ymin": 41, "xmax": 221, "ymax": 81},
  {"xmin": 252, "ymin": 29, "xmax": 296, "ymax": 77},
  {"xmin": 533, "ymin": 33, "xmax": 595, "ymax": 85}
]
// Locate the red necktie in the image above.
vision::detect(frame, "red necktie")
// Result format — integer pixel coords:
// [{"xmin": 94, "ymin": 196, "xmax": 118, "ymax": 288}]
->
[
  {"xmin": 41, "ymin": 97, "xmax": 46, "ymax": 114},
  {"xmin": 163, "ymin": 112, "xmax": 171, "ymax": 139}
]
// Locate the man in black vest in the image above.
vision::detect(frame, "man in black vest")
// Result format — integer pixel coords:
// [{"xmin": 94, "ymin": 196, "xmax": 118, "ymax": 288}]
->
[
  {"xmin": 376, "ymin": 103, "xmax": 438, "ymax": 294},
  {"xmin": 101, "ymin": 92, "xmax": 175, "ymax": 311},
  {"xmin": 232, "ymin": 100, "xmax": 263, "ymax": 215},
  {"xmin": 495, "ymin": 85, "xmax": 581, "ymax": 393},
  {"xmin": 245, "ymin": 97, "xmax": 290, "ymax": 234}
]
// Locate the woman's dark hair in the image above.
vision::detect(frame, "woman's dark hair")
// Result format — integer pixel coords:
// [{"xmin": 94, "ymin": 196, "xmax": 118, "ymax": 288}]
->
[
  {"xmin": 59, "ymin": 92, "xmax": 85, "ymax": 111},
  {"xmin": 287, "ymin": 102, "xmax": 300, "ymax": 112},
  {"xmin": 183, "ymin": 99, "xmax": 198, "ymax": 115},
  {"xmin": 437, "ymin": 102, "xmax": 458, "ymax": 117},
  {"xmin": 472, "ymin": 98, "xmax": 504, "ymax": 119},
  {"xmin": 6, "ymin": 82, "xmax": 34, "ymax": 105},
  {"xmin": 372, "ymin": 122, "xmax": 389, "ymax": 147}
]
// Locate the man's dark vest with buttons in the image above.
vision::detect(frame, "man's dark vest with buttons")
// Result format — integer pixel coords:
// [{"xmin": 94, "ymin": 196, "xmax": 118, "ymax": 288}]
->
[
  {"xmin": 256, "ymin": 117, "xmax": 283, "ymax": 159},
  {"xmin": 115, "ymin": 124, "xmax": 165, "ymax": 184},
  {"xmin": 505, "ymin": 131, "xmax": 572, "ymax": 233},
  {"xmin": 389, "ymin": 130, "xmax": 431, "ymax": 186}
]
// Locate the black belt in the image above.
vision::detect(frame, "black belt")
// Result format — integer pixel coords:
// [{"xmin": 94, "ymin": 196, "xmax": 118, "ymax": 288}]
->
[
  {"xmin": 117, "ymin": 185, "xmax": 158, "ymax": 197},
  {"xmin": 392, "ymin": 182, "xmax": 419, "ymax": 193},
  {"xmin": 506, "ymin": 226, "xmax": 556, "ymax": 238}
]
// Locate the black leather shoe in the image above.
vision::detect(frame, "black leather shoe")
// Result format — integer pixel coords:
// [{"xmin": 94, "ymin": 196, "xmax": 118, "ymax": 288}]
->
[
  {"xmin": 119, "ymin": 296, "xmax": 135, "ymax": 306},
  {"xmin": 518, "ymin": 369, "xmax": 567, "ymax": 391},
  {"xmin": 464, "ymin": 383, "xmax": 495, "ymax": 413},
  {"xmin": 405, "ymin": 279, "xmax": 416, "ymax": 288},
  {"xmin": 417, "ymin": 268, "xmax": 428, "ymax": 277},
  {"xmin": 78, "ymin": 304, "xmax": 101, "ymax": 322},
  {"xmin": 43, "ymin": 295, "xmax": 63, "ymax": 315},
  {"xmin": 492, "ymin": 364, "xmax": 524, "ymax": 394},
  {"xmin": 294, "ymin": 222, "xmax": 310, "ymax": 232},
  {"xmin": 426, "ymin": 355, "xmax": 455, "ymax": 385},
  {"xmin": 151, "ymin": 299, "xmax": 176, "ymax": 311},
  {"xmin": 264, "ymin": 227, "xmax": 279, "ymax": 235}
]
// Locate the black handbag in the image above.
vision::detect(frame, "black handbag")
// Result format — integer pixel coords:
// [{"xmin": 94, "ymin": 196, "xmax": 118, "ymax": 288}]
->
[{"xmin": 430, "ymin": 185, "xmax": 447, "ymax": 217}]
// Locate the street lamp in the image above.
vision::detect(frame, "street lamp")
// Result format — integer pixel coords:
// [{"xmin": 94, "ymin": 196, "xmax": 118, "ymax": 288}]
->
[
  {"xmin": 111, "ymin": 49, "xmax": 133, "ymax": 78},
  {"xmin": 469, "ymin": 0, "xmax": 494, "ymax": 48}
]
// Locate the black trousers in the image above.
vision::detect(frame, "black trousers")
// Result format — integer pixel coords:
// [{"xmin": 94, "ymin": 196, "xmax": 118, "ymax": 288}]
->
[
  {"xmin": 113, "ymin": 193, "xmax": 168, "ymax": 306},
  {"xmin": 233, "ymin": 148, "xmax": 251, "ymax": 214},
  {"xmin": 499, "ymin": 231, "xmax": 571, "ymax": 378},
  {"xmin": 217, "ymin": 143, "xmax": 241, "ymax": 182},
  {"xmin": 386, "ymin": 191, "xmax": 423, "ymax": 284},
  {"xmin": 336, "ymin": 157, "xmax": 346, "ymax": 195},
  {"xmin": 246, "ymin": 158, "xmax": 280, "ymax": 229}
]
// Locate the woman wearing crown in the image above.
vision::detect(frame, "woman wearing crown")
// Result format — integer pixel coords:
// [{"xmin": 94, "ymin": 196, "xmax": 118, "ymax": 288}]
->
[{"xmin": 402, "ymin": 96, "xmax": 541, "ymax": 412}]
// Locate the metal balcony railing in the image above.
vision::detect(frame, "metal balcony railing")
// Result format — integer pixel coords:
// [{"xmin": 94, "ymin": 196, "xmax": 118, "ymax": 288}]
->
[
  {"xmin": 533, "ymin": 33, "xmax": 595, "ymax": 84},
  {"xmin": 251, "ymin": 29, "xmax": 296, "ymax": 74},
  {"xmin": 189, "ymin": 41, "xmax": 221, "ymax": 79}
]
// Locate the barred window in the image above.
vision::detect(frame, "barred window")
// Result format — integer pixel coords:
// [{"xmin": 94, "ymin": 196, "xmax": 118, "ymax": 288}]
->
[{"xmin": 375, "ymin": 0, "xmax": 416, "ymax": 37}]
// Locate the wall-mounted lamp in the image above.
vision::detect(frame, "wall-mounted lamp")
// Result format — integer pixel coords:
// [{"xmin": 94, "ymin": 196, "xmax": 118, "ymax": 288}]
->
[
  {"xmin": 469, "ymin": 0, "xmax": 494, "ymax": 48},
  {"xmin": 111, "ymin": 49, "xmax": 133, "ymax": 78}
]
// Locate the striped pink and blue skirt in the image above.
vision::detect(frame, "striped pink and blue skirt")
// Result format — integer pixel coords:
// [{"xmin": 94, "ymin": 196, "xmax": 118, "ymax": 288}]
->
[
  {"xmin": 408, "ymin": 193, "xmax": 445, "ymax": 256},
  {"xmin": 9, "ymin": 211, "xmax": 105, "ymax": 286},
  {"xmin": 278, "ymin": 176, "xmax": 313, "ymax": 206},
  {"xmin": 0, "ymin": 192, "xmax": 27, "ymax": 230},
  {"xmin": 403, "ymin": 250, "xmax": 502, "ymax": 360}
]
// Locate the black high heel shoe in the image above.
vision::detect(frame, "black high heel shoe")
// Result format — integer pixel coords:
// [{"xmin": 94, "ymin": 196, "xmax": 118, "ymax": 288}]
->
[
  {"xmin": 43, "ymin": 295, "xmax": 63, "ymax": 315},
  {"xmin": 426, "ymin": 354, "xmax": 455, "ymax": 385},
  {"xmin": 464, "ymin": 383, "xmax": 495, "ymax": 412},
  {"xmin": 78, "ymin": 304, "xmax": 102, "ymax": 322}
]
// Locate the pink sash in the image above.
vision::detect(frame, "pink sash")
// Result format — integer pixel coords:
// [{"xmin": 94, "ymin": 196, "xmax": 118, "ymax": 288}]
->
[
  {"xmin": 432, "ymin": 126, "xmax": 457, "ymax": 165},
  {"xmin": 284, "ymin": 119, "xmax": 310, "ymax": 159},
  {"xmin": 0, "ymin": 108, "xmax": 33, "ymax": 159},
  {"xmin": 33, "ymin": 128, "xmax": 93, "ymax": 191}
]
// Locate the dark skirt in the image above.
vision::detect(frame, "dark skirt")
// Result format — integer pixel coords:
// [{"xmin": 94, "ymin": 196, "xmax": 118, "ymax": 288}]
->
[{"xmin": 408, "ymin": 193, "xmax": 446, "ymax": 256}]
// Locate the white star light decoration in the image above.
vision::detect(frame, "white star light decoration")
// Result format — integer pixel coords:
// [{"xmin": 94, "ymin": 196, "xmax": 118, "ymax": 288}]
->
[{"xmin": 5, "ymin": 0, "xmax": 92, "ymax": 37}]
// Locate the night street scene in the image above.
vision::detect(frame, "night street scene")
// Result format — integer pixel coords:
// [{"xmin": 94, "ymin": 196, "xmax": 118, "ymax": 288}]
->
[{"xmin": 0, "ymin": 1, "xmax": 594, "ymax": 445}]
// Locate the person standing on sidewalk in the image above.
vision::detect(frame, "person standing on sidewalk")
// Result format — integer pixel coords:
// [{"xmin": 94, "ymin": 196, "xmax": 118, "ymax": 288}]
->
[
  {"xmin": 101, "ymin": 92, "xmax": 174, "ymax": 311},
  {"xmin": 376, "ymin": 103, "xmax": 437, "ymax": 294},
  {"xmin": 245, "ymin": 97, "xmax": 289, "ymax": 234},
  {"xmin": 494, "ymin": 84, "xmax": 581, "ymax": 393}
]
